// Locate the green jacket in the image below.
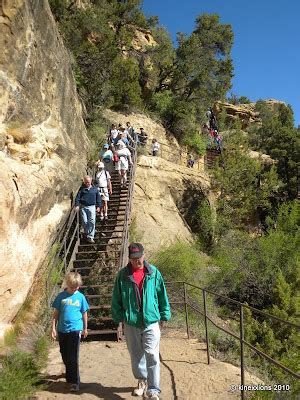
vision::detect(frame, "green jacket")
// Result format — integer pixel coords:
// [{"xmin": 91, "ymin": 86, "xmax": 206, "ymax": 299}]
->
[{"xmin": 111, "ymin": 262, "xmax": 171, "ymax": 328}]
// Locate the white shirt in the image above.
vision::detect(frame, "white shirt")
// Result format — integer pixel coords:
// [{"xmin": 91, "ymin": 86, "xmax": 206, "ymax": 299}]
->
[
  {"xmin": 117, "ymin": 147, "xmax": 131, "ymax": 159},
  {"xmin": 152, "ymin": 142, "xmax": 160, "ymax": 151},
  {"xmin": 110, "ymin": 129, "xmax": 118, "ymax": 140},
  {"xmin": 96, "ymin": 170, "xmax": 111, "ymax": 188}
]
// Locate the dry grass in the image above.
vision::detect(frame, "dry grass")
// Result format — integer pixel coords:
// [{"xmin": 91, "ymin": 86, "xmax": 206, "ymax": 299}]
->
[{"xmin": 6, "ymin": 126, "xmax": 33, "ymax": 144}]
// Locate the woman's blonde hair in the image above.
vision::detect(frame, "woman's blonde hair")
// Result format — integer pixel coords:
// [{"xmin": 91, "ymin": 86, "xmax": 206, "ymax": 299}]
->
[{"xmin": 65, "ymin": 272, "xmax": 82, "ymax": 288}]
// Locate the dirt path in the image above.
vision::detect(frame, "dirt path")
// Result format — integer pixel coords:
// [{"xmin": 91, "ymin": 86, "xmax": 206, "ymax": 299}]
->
[{"xmin": 36, "ymin": 332, "xmax": 261, "ymax": 400}]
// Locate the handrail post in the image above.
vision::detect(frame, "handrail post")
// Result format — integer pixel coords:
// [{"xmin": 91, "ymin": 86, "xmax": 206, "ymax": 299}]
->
[
  {"xmin": 76, "ymin": 210, "xmax": 80, "ymax": 242},
  {"xmin": 183, "ymin": 283, "xmax": 190, "ymax": 339},
  {"xmin": 240, "ymin": 304, "xmax": 245, "ymax": 400},
  {"xmin": 63, "ymin": 237, "xmax": 67, "ymax": 273},
  {"xmin": 203, "ymin": 289, "xmax": 210, "ymax": 365}
]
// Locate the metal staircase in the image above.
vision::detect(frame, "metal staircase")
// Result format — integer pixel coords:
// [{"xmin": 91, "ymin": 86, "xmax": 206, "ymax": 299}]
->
[
  {"xmin": 60, "ymin": 145, "xmax": 137, "ymax": 340},
  {"xmin": 204, "ymin": 148, "xmax": 222, "ymax": 169}
]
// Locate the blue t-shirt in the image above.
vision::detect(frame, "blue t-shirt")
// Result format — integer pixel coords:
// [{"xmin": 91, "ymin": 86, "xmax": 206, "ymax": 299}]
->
[{"xmin": 52, "ymin": 290, "xmax": 89, "ymax": 333}]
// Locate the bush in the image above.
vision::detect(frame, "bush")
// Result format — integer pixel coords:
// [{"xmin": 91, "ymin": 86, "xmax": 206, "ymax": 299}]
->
[
  {"xmin": 151, "ymin": 242, "xmax": 207, "ymax": 282},
  {"xmin": 0, "ymin": 351, "xmax": 43, "ymax": 399},
  {"xmin": 148, "ymin": 91, "xmax": 173, "ymax": 119},
  {"xmin": 6, "ymin": 125, "xmax": 33, "ymax": 145},
  {"xmin": 182, "ymin": 132, "xmax": 206, "ymax": 156}
]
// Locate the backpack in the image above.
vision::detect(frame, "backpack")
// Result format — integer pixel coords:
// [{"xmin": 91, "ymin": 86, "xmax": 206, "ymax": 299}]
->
[
  {"xmin": 113, "ymin": 153, "xmax": 119, "ymax": 162},
  {"xmin": 95, "ymin": 170, "xmax": 109, "ymax": 186}
]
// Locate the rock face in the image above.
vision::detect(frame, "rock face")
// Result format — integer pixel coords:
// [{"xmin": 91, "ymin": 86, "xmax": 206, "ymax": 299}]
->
[
  {"xmin": 213, "ymin": 99, "xmax": 287, "ymax": 129},
  {"xmin": 0, "ymin": 0, "xmax": 89, "ymax": 335},
  {"xmin": 133, "ymin": 156, "xmax": 211, "ymax": 257},
  {"xmin": 213, "ymin": 101, "xmax": 261, "ymax": 129}
]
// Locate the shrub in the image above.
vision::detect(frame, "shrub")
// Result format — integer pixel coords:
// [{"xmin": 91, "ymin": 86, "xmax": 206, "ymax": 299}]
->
[
  {"xmin": 6, "ymin": 125, "xmax": 33, "ymax": 145},
  {"xmin": 182, "ymin": 132, "xmax": 206, "ymax": 156},
  {"xmin": 151, "ymin": 242, "xmax": 207, "ymax": 283},
  {"xmin": 0, "ymin": 351, "xmax": 42, "ymax": 399}
]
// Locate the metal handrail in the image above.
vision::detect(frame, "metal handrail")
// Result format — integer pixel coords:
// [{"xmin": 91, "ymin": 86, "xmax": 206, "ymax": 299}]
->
[
  {"xmin": 165, "ymin": 281, "xmax": 300, "ymax": 399},
  {"xmin": 119, "ymin": 141, "xmax": 137, "ymax": 270}
]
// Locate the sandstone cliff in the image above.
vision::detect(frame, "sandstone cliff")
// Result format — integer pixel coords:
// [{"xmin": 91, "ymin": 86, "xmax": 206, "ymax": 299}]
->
[
  {"xmin": 0, "ymin": 0, "xmax": 89, "ymax": 335},
  {"xmin": 133, "ymin": 155, "xmax": 211, "ymax": 257},
  {"xmin": 213, "ymin": 99, "xmax": 287, "ymax": 129}
]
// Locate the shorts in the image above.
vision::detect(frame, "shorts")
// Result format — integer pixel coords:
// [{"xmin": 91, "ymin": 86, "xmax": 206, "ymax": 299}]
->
[{"xmin": 98, "ymin": 187, "xmax": 109, "ymax": 201}]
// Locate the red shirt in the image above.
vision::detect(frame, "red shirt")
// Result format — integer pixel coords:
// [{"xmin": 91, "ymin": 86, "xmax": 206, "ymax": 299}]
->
[{"xmin": 132, "ymin": 266, "xmax": 145, "ymax": 297}]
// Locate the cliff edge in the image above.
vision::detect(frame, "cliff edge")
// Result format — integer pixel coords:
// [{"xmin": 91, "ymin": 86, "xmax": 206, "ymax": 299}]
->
[{"xmin": 0, "ymin": 0, "xmax": 89, "ymax": 335}]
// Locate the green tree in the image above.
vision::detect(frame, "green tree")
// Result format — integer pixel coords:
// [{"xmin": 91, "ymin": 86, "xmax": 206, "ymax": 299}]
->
[
  {"xmin": 253, "ymin": 103, "xmax": 300, "ymax": 199},
  {"xmin": 171, "ymin": 14, "xmax": 233, "ymax": 106},
  {"xmin": 213, "ymin": 129, "xmax": 279, "ymax": 231},
  {"xmin": 109, "ymin": 56, "xmax": 142, "ymax": 109}
]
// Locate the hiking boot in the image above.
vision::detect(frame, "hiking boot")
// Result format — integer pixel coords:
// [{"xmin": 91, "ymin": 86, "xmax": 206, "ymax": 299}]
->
[
  {"xmin": 70, "ymin": 384, "xmax": 79, "ymax": 392},
  {"xmin": 132, "ymin": 380, "xmax": 147, "ymax": 396}
]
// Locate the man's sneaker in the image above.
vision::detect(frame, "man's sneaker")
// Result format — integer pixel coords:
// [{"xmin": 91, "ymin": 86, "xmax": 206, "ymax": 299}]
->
[
  {"xmin": 132, "ymin": 380, "xmax": 147, "ymax": 396},
  {"xmin": 104, "ymin": 213, "xmax": 108, "ymax": 220},
  {"xmin": 70, "ymin": 384, "xmax": 79, "ymax": 392},
  {"xmin": 100, "ymin": 213, "xmax": 104, "ymax": 221},
  {"xmin": 146, "ymin": 394, "xmax": 159, "ymax": 400},
  {"xmin": 87, "ymin": 238, "xmax": 95, "ymax": 244}
]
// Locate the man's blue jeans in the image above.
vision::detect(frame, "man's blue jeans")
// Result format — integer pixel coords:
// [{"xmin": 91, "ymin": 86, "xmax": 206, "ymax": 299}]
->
[
  {"xmin": 124, "ymin": 322, "xmax": 161, "ymax": 396},
  {"xmin": 80, "ymin": 205, "xmax": 96, "ymax": 240}
]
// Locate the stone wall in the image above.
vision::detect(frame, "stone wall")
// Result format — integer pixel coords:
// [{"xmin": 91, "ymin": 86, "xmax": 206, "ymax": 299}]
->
[{"xmin": 0, "ymin": 0, "xmax": 89, "ymax": 335}]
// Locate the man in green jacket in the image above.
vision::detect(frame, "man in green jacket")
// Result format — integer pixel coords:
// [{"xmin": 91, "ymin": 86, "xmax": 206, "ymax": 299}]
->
[{"xmin": 111, "ymin": 243, "xmax": 171, "ymax": 400}]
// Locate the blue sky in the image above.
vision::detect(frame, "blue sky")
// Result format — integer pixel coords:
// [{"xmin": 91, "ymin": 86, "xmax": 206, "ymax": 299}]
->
[{"xmin": 142, "ymin": 0, "xmax": 300, "ymax": 127}]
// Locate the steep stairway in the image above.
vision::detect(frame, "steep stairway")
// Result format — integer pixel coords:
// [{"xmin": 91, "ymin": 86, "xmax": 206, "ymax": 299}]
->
[
  {"xmin": 205, "ymin": 148, "xmax": 222, "ymax": 169},
  {"xmin": 70, "ymin": 167, "xmax": 134, "ymax": 339}
]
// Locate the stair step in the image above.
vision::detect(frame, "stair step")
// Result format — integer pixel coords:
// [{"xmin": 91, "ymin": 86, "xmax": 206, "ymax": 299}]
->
[
  {"xmin": 81, "ymin": 275, "xmax": 114, "ymax": 282},
  {"xmin": 81, "ymin": 239, "xmax": 123, "ymax": 244},
  {"xmin": 95, "ymin": 223, "xmax": 124, "ymax": 228},
  {"xmin": 89, "ymin": 305, "xmax": 111, "ymax": 310},
  {"xmin": 93, "ymin": 229, "xmax": 123, "ymax": 233},
  {"xmin": 73, "ymin": 264, "xmax": 113, "ymax": 272},
  {"xmin": 94, "ymin": 229, "xmax": 124, "ymax": 233},
  {"xmin": 78, "ymin": 245, "xmax": 120, "ymax": 250},
  {"xmin": 81, "ymin": 284, "xmax": 114, "ymax": 289},
  {"xmin": 77, "ymin": 249, "xmax": 121, "ymax": 256},
  {"xmin": 87, "ymin": 329, "xmax": 119, "ymax": 336},
  {"xmin": 74, "ymin": 256, "xmax": 120, "ymax": 261},
  {"xmin": 73, "ymin": 259, "xmax": 119, "ymax": 267},
  {"xmin": 88, "ymin": 316, "xmax": 113, "ymax": 322}
]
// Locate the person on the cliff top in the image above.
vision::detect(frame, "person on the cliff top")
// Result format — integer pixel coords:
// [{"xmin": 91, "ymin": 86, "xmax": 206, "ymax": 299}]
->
[
  {"xmin": 111, "ymin": 243, "xmax": 171, "ymax": 400},
  {"xmin": 151, "ymin": 138, "xmax": 160, "ymax": 156},
  {"xmin": 116, "ymin": 140, "xmax": 132, "ymax": 188},
  {"xmin": 75, "ymin": 176, "xmax": 101, "ymax": 244},
  {"xmin": 187, "ymin": 154, "xmax": 195, "ymax": 168},
  {"xmin": 95, "ymin": 162, "xmax": 112, "ymax": 220},
  {"xmin": 51, "ymin": 272, "xmax": 89, "ymax": 393},
  {"xmin": 138, "ymin": 127, "xmax": 148, "ymax": 147}
]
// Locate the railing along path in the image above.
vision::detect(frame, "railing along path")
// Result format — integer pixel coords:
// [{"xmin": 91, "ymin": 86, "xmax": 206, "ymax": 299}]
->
[{"xmin": 166, "ymin": 281, "xmax": 300, "ymax": 399}]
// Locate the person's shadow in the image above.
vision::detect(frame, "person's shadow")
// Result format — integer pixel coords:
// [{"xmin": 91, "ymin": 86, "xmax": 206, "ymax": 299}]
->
[{"xmin": 42, "ymin": 375, "xmax": 133, "ymax": 399}]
